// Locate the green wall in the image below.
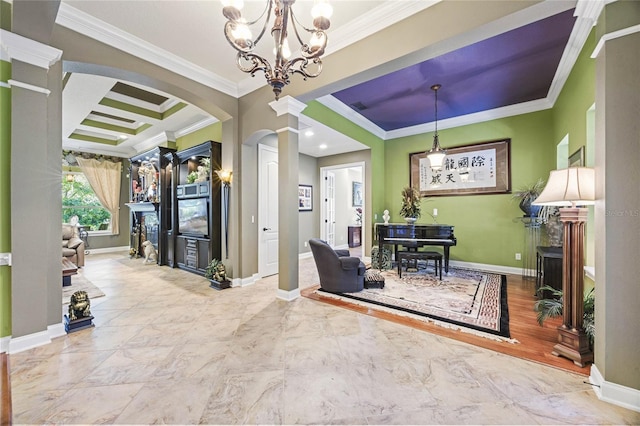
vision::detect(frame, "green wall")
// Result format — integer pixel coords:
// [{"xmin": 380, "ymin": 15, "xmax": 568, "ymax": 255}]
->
[
  {"xmin": 384, "ymin": 110, "xmax": 555, "ymax": 267},
  {"xmin": 1, "ymin": 59, "xmax": 11, "ymax": 338},
  {"xmin": 176, "ymin": 122, "xmax": 222, "ymax": 150},
  {"xmin": 302, "ymin": 102, "xmax": 387, "ymax": 226}
]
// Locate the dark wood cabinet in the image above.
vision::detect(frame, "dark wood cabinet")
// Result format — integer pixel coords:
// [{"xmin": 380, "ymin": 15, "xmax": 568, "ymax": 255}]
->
[
  {"xmin": 127, "ymin": 146, "xmax": 176, "ymax": 265},
  {"xmin": 536, "ymin": 246, "xmax": 563, "ymax": 299},
  {"xmin": 171, "ymin": 140, "xmax": 222, "ymax": 276},
  {"xmin": 348, "ymin": 226, "xmax": 361, "ymax": 248}
]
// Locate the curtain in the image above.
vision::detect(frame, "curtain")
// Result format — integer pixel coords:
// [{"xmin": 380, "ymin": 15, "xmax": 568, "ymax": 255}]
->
[{"xmin": 76, "ymin": 158, "xmax": 122, "ymax": 234}]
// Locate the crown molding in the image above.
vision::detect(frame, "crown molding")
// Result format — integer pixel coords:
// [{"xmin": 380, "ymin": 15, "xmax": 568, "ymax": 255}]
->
[
  {"xmin": 235, "ymin": 0, "xmax": 440, "ymax": 98},
  {"xmin": 316, "ymin": 95, "xmax": 387, "ymax": 139},
  {"xmin": 592, "ymin": 23, "xmax": 640, "ymax": 59},
  {"xmin": 56, "ymin": 3, "xmax": 238, "ymax": 97},
  {"xmin": 0, "ymin": 29, "xmax": 62, "ymax": 69},
  {"xmin": 174, "ymin": 116, "xmax": 219, "ymax": 139}
]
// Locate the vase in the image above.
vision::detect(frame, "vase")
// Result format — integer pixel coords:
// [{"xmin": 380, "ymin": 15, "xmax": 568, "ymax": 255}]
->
[{"xmin": 404, "ymin": 217, "xmax": 417, "ymax": 224}]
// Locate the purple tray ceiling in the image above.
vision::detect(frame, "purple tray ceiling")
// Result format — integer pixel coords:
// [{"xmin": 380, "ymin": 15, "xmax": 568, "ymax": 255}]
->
[{"xmin": 332, "ymin": 9, "xmax": 577, "ymax": 132}]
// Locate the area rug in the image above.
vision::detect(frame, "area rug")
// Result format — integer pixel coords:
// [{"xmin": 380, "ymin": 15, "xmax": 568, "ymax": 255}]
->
[
  {"xmin": 62, "ymin": 273, "xmax": 105, "ymax": 305},
  {"xmin": 316, "ymin": 266, "xmax": 514, "ymax": 342}
]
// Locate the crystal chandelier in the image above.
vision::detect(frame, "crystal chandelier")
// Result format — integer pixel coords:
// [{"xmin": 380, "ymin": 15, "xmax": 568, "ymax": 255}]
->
[
  {"xmin": 221, "ymin": 0, "xmax": 333, "ymax": 100},
  {"xmin": 426, "ymin": 84, "xmax": 446, "ymax": 170}
]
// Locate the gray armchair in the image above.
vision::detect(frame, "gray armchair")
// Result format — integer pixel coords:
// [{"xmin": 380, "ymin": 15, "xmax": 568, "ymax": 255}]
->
[{"xmin": 309, "ymin": 238, "xmax": 365, "ymax": 293}]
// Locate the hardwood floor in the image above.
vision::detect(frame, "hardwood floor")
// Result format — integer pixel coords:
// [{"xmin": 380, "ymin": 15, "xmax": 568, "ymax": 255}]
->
[
  {"xmin": 302, "ymin": 271, "xmax": 592, "ymax": 376},
  {"xmin": 1, "ymin": 352, "xmax": 10, "ymax": 425}
]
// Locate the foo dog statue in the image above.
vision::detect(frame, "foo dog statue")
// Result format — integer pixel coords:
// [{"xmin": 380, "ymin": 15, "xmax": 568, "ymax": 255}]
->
[{"xmin": 68, "ymin": 290, "xmax": 91, "ymax": 320}]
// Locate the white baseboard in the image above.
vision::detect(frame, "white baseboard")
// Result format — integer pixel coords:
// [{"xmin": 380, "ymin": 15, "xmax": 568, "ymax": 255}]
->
[
  {"xmin": 449, "ymin": 260, "xmax": 525, "ymax": 277},
  {"xmin": 9, "ymin": 329, "xmax": 51, "ymax": 354},
  {"xmin": 299, "ymin": 251, "xmax": 313, "ymax": 260},
  {"xmin": 86, "ymin": 246, "xmax": 129, "ymax": 255},
  {"xmin": 276, "ymin": 287, "xmax": 300, "ymax": 301},
  {"xmin": 48, "ymin": 322, "xmax": 66, "ymax": 340},
  {"xmin": 237, "ymin": 273, "xmax": 261, "ymax": 287},
  {"xmin": 590, "ymin": 364, "xmax": 640, "ymax": 413},
  {"xmin": 0, "ymin": 336, "xmax": 9, "ymax": 353}
]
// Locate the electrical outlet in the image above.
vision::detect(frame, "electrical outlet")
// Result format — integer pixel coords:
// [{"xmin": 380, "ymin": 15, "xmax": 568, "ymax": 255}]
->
[
  {"xmin": 515, "ymin": 253, "xmax": 522, "ymax": 260},
  {"xmin": 304, "ymin": 241, "xmax": 308, "ymax": 247}
]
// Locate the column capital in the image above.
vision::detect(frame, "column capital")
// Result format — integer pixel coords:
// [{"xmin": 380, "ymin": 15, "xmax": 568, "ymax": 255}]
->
[
  {"xmin": 268, "ymin": 95, "xmax": 306, "ymax": 117},
  {"xmin": 0, "ymin": 29, "xmax": 62, "ymax": 69}
]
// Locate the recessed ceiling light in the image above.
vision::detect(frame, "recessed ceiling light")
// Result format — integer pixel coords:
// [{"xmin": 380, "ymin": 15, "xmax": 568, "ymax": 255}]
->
[
  {"xmin": 305, "ymin": 130, "xmax": 314, "ymax": 137},
  {"xmin": 119, "ymin": 135, "xmax": 128, "ymax": 140},
  {"xmin": 319, "ymin": 144, "xmax": 327, "ymax": 149}
]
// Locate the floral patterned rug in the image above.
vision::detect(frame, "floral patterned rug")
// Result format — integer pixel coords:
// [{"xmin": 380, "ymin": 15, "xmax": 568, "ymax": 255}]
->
[{"xmin": 317, "ymin": 266, "xmax": 513, "ymax": 341}]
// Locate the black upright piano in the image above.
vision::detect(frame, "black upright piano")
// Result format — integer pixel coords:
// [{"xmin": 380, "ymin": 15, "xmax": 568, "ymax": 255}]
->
[{"xmin": 377, "ymin": 224, "xmax": 457, "ymax": 272}]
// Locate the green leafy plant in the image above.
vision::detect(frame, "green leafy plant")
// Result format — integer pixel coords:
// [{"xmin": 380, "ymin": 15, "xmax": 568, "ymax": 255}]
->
[
  {"xmin": 534, "ymin": 286, "xmax": 595, "ymax": 345},
  {"xmin": 186, "ymin": 171, "xmax": 198, "ymax": 184},
  {"xmin": 399, "ymin": 186, "xmax": 422, "ymax": 219},
  {"xmin": 512, "ymin": 178, "xmax": 545, "ymax": 217}
]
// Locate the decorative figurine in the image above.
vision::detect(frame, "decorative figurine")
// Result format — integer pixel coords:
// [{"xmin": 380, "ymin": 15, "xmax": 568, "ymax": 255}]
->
[
  {"xmin": 68, "ymin": 290, "xmax": 91, "ymax": 321},
  {"xmin": 141, "ymin": 240, "xmax": 158, "ymax": 264},
  {"xmin": 383, "ymin": 209, "xmax": 390, "ymax": 224}
]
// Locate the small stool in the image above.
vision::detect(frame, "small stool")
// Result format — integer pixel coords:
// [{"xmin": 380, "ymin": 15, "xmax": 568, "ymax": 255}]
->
[{"xmin": 397, "ymin": 250, "xmax": 443, "ymax": 279}]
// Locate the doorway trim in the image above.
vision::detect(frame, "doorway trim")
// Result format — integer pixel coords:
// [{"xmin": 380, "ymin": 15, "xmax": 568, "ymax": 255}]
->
[{"xmin": 320, "ymin": 161, "xmax": 366, "ymax": 251}]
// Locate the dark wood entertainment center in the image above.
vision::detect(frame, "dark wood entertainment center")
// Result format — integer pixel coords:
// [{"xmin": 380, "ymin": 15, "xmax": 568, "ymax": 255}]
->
[{"xmin": 127, "ymin": 141, "xmax": 222, "ymax": 275}]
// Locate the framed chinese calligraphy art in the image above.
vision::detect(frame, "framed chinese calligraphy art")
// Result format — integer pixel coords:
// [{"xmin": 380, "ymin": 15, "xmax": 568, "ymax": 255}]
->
[{"xmin": 410, "ymin": 139, "xmax": 511, "ymax": 197}]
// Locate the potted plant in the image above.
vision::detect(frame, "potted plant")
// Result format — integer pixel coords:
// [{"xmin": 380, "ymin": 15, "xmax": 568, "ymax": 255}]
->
[
  {"xmin": 534, "ymin": 286, "xmax": 595, "ymax": 347},
  {"xmin": 399, "ymin": 186, "xmax": 421, "ymax": 223},
  {"xmin": 205, "ymin": 258, "xmax": 231, "ymax": 290},
  {"xmin": 512, "ymin": 178, "xmax": 545, "ymax": 217}
]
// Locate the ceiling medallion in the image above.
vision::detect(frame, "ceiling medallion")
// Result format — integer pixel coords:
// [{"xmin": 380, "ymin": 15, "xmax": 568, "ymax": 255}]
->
[{"xmin": 221, "ymin": 0, "xmax": 333, "ymax": 100}]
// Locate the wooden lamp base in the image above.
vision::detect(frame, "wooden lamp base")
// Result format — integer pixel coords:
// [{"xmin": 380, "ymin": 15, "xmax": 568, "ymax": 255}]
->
[{"xmin": 552, "ymin": 325, "xmax": 593, "ymax": 367}]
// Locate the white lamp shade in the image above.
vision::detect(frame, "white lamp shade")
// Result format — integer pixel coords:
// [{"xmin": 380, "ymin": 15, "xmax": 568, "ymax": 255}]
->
[
  {"xmin": 533, "ymin": 167, "xmax": 595, "ymax": 206},
  {"xmin": 427, "ymin": 151, "xmax": 446, "ymax": 170}
]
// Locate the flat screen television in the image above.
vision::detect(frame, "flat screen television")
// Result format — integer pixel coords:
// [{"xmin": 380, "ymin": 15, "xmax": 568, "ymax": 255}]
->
[{"xmin": 178, "ymin": 197, "xmax": 208, "ymax": 236}]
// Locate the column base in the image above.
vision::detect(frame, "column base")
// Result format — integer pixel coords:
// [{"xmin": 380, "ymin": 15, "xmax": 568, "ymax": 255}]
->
[{"xmin": 552, "ymin": 325, "xmax": 593, "ymax": 367}]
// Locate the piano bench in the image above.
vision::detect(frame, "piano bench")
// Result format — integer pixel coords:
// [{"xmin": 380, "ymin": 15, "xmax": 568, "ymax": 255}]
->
[{"xmin": 397, "ymin": 250, "xmax": 443, "ymax": 280}]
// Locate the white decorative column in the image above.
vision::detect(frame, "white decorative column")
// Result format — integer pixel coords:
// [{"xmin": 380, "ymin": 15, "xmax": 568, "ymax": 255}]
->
[{"xmin": 269, "ymin": 96, "xmax": 306, "ymax": 301}]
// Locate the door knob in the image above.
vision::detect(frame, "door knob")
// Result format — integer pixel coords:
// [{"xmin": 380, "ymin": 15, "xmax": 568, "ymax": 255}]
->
[{"xmin": 263, "ymin": 227, "xmax": 271, "ymax": 231}]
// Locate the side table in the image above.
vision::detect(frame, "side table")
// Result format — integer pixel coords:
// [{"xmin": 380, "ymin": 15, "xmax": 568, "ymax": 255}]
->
[{"xmin": 536, "ymin": 246, "xmax": 563, "ymax": 299}]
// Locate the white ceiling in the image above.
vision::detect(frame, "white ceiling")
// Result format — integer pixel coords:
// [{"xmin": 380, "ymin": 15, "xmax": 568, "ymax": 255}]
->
[{"xmin": 58, "ymin": 0, "xmax": 430, "ymax": 158}]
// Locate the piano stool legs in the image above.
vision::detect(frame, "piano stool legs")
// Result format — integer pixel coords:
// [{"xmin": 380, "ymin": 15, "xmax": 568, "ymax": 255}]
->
[{"xmin": 396, "ymin": 251, "xmax": 443, "ymax": 279}]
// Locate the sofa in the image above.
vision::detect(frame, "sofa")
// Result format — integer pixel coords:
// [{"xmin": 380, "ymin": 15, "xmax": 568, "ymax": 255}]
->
[
  {"xmin": 309, "ymin": 238, "xmax": 365, "ymax": 293},
  {"xmin": 62, "ymin": 224, "xmax": 85, "ymax": 267}
]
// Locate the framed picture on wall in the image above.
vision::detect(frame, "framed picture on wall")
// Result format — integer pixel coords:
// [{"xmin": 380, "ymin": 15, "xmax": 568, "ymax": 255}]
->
[
  {"xmin": 569, "ymin": 146, "xmax": 585, "ymax": 167},
  {"xmin": 352, "ymin": 181, "xmax": 363, "ymax": 207},
  {"xmin": 409, "ymin": 139, "xmax": 511, "ymax": 197},
  {"xmin": 298, "ymin": 185, "xmax": 312, "ymax": 211}
]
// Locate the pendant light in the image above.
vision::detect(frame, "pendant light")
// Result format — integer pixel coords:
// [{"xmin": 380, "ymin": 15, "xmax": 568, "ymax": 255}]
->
[{"xmin": 426, "ymin": 84, "xmax": 446, "ymax": 171}]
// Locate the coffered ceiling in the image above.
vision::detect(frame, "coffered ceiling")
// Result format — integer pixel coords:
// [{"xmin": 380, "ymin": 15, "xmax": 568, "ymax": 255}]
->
[{"xmin": 54, "ymin": 0, "xmax": 600, "ymax": 159}]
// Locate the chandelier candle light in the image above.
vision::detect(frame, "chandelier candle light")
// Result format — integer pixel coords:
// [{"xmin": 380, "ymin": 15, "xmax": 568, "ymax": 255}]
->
[
  {"xmin": 221, "ymin": 0, "xmax": 333, "ymax": 100},
  {"xmin": 426, "ymin": 84, "xmax": 446, "ymax": 171}
]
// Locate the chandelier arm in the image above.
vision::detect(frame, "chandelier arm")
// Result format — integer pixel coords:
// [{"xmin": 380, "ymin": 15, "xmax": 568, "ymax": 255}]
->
[
  {"xmin": 236, "ymin": 52, "xmax": 273, "ymax": 77},
  {"xmin": 289, "ymin": 8, "xmax": 309, "ymax": 46},
  {"xmin": 283, "ymin": 57, "xmax": 323, "ymax": 79},
  {"xmin": 251, "ymin": 0, "xmax": 274, "ymax": 47},
  {"xmin": 224, "ymin": 21, "xmax": 255, "ymax": 53}
]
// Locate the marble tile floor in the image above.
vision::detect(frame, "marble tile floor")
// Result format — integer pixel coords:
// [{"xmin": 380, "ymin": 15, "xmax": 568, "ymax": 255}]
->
[{"xmin": 10, "ymin": 251, "xmax": 640, "ymax": 425}]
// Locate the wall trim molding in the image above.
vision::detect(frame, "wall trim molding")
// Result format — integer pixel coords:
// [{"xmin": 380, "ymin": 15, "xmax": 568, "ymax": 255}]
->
[
  {"xmin": 86, "ymin": 246, "xmax": 129, "ymax": 255},
  {"xmin": 0, "ymin": 336, "xmax": 9, "ymax": 353},
  {"xmin": 590, "ymin": 364, "xmax": 640, "ymax": 413},
  {"xmin": 48, "ymin": 323, "xmax": 66, "ymax": 340},
  {"xmin": 276, "ymin": 288, "xmax": 301, "ymax": 302},
  {"xmin": 55, "ymin": 3, "xmax": 238, "ymax": 97},
  {"xmin": 591, "ymin": 24, "xmax": 640, "ymax": 59},
  {"xmin": 7, "ymin": 79, "xmax": 51, "ymax": 96},
  {"xmin": 0, "ymin": 29, "xmax": 62, "ymax": 69},
  {"xmin": 8, "ymin": 330, "xmax": 51, "ymax": 354}
]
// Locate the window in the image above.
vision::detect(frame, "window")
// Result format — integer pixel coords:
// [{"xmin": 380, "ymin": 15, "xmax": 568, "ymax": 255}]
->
[{"xmin": 62, "ymin": 173, "xmax": 111, "ymax": 232}]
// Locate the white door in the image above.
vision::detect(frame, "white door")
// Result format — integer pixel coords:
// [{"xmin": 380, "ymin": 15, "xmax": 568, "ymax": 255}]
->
[
  {"xmin": 258, "ymin": 144, "xmax": 279, "ymax": 276},
  {"xmin": 324, "ymin": 171, "xmax": 336, "ymax": 246}
]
